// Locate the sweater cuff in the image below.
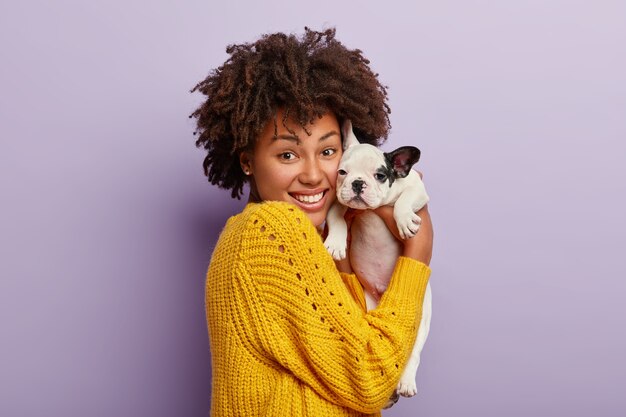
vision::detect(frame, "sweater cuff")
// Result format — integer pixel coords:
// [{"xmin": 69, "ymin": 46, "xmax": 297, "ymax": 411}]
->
[{"xmin": 380, "ymin": 257, "xmax": 430, "ymax": 307}]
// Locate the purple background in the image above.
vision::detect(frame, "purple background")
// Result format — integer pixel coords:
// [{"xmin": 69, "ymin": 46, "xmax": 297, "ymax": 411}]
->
[{"xmin": 2, "ymin": 1, "xmax": 625, "ymax": 416}]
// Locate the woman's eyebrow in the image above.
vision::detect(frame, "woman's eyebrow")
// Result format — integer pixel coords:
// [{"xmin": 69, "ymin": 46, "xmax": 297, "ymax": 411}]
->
[
  {"xmin": 274, "ymin": 134, "xmax": 300, "ymax": 144},
  {"xmin": 274, "ymin": 130, "xmax": 339, "ymax": 144},
  {"xmin": 319, "ymin": 131, "xmax": 339, "ymax": 141}
]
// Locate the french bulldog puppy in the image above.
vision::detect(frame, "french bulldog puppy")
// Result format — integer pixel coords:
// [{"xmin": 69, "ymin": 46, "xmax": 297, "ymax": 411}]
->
[{"xmin": 324, "ymin": 120, "xmax": 432, "ymax": 401}]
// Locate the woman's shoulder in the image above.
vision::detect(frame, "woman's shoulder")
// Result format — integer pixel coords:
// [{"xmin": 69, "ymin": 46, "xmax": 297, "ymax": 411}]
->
[
  {"xmin": 234, "ymin": 201, "xmax": 321, "ymax": 260},
  {"xmin": 238, "ymin": 201, "xmax": 313, "ymax": 233},
  {"xmin": 211, "ymin": 201, "xmax": 309, "ymax": 269}
]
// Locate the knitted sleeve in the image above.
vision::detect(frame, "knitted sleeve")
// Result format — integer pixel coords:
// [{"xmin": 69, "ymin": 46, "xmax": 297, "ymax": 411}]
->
[
  {"xmin": 239, "ymin": 202, "xmax": 430, "ymax": 413},
  {"xmin": 339, "ymin": 272, "xmax": 367, "ymax": 312}
]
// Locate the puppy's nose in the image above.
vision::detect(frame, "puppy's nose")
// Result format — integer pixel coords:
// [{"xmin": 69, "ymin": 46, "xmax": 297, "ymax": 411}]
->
[{"xmin": 352, "ymin": 179, "xmax": 365, "ymax": 194}]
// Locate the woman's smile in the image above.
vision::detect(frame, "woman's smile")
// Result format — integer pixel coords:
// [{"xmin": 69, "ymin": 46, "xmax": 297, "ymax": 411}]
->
[{"xmin": 290, "ymin": 189, "xmax": 328, "ymax": 210}]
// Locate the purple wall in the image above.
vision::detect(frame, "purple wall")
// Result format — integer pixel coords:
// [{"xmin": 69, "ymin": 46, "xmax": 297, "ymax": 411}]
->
[{"xmin": 2, "ymin": 1, "xmax": 625, "ymax": 416}]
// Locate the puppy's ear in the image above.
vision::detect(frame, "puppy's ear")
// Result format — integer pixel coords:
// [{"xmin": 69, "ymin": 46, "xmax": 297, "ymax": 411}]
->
[
  {"xmin": 385, "ymin": 146, "xmax": 421, "ymax": 178},
  {"xmin": 341, "ymin": 119, "xmax": 360, "ymax": 150}
]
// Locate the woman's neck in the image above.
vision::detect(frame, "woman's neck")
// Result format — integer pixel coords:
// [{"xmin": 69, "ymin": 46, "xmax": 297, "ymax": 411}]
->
[{"xmin": 247, "ymin": 180, "xmax": 262, "ymax": 204}]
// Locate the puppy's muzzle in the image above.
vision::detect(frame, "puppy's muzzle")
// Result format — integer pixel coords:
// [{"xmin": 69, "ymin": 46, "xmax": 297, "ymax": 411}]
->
[{"xmin": 351, "ymin": 179, "xmax": 365, "ymax": 195}]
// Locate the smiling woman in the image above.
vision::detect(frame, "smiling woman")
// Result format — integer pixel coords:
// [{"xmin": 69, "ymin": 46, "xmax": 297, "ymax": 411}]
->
[
  {"xmin": 190, "ymin": 28, "xmax": 433, "ymax": 417},
  {"xmin": 240, "ymin": 110, "xmax": 343, "ymax": 227}
]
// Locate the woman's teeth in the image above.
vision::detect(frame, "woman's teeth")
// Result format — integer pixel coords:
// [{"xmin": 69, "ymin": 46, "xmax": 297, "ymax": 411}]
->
[{"xmin": 293, "ymin": 192, "xmax": 324, "ymax": 204}]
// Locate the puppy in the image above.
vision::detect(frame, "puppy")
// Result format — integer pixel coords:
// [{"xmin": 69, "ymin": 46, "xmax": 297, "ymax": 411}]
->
[{"xmin": 324, "ymin": 120, "xmax": 432, "ymax": 401}]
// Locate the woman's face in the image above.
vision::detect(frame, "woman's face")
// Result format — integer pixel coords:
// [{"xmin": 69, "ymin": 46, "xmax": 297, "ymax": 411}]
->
[{"xmin": 242, "ymin": 110, "xmax": 343, "ymax": 227}]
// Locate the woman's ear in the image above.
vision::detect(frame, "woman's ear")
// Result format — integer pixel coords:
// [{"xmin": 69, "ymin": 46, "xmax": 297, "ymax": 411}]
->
[{"xmin": 239, "ymin": 151, "xmax": 253, "ymax": 176}]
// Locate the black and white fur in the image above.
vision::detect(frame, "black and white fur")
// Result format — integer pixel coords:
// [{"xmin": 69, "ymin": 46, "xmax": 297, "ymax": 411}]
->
[{"xmin": 324, "ymin": 120, "xmax": 432, "ymax": 402}]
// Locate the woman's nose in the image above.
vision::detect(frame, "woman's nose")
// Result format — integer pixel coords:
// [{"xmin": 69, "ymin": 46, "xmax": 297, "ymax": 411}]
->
[{"xmin": 299, "ymin": 158, "xmax": 323, "ymax": 185}]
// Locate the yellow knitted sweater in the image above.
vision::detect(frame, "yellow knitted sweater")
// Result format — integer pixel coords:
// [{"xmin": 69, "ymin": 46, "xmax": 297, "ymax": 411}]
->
[{"xmin": 205, "ymin": 201, "xmax": 430, "ymax": 416}]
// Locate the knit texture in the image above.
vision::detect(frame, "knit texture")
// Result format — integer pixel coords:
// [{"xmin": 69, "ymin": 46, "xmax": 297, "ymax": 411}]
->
[{"xmin": 205, "ymin": 201, "xmax": 430, "ymax": 416}]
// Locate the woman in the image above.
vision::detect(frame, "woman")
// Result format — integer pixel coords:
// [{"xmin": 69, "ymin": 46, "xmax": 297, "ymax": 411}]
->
[{"xmin": 190, "ymin": 28, "xmax": 433, "ymax": 417}]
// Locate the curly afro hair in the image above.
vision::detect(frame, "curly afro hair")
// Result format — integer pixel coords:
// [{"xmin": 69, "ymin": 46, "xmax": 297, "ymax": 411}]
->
[{"xmin": 190, "ymin": 27, "xmax": 391, "ymax": 199}]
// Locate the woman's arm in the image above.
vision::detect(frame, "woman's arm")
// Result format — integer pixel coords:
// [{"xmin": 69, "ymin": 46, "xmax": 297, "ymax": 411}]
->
[
  {"xmin": 373, "ymin": 204, "xmax": 433, "ymax": 265},
  {"xmin": 238, "ymin": 202, "xmax": 430, "ymax": 413}
]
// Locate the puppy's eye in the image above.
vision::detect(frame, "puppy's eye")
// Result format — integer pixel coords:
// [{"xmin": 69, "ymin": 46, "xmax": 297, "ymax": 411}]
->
[
  {"xmin": 375, "ymin": 173, "xmax": 387, "ymax": 182},
  {"xmin": 338, "ymin": 169, "xmax": 347, "ymax": 176}
]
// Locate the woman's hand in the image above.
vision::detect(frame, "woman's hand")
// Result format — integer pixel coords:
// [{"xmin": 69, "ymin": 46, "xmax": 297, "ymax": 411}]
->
[
  {"xmin": 372, "ymin": 205, "xmax": 433, "ymax": 265},
  {"xmin": 372, "ymin": 171, "xmax": 433, "ymax": 265}
]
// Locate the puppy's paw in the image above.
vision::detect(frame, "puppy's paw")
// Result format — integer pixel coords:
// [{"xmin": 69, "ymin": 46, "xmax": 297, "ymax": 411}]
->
[
  {"xmin": 397, "ymin": 380, "xmax": 418, "ymax": 397},
  {"xmin": 328, "ymin": 247, "xmax": 346, "ymax": 261},
  {"xmin": 396, "ymin": 212, "xmax": 422, "ymax": 240},
  {"xmin": 323, "ymin": 238, "xmax": 347, "ymax": 260}
]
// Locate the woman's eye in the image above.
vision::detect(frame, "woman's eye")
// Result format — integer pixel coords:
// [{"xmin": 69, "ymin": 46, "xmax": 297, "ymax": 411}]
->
[
  {"xmin": 279, "ymin": 152, "xmax": 296, "ymax": 160},
  {"xmin": 321, "ymin": 148, "xmax": 337, "ymax": 157},
  {"xmin": 338, "ymin": 169, "xmax": 347, "ymax": 176},
  {"xmin": 375, "ymin": 173, "xmax": 387, "ymax": 182}
]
